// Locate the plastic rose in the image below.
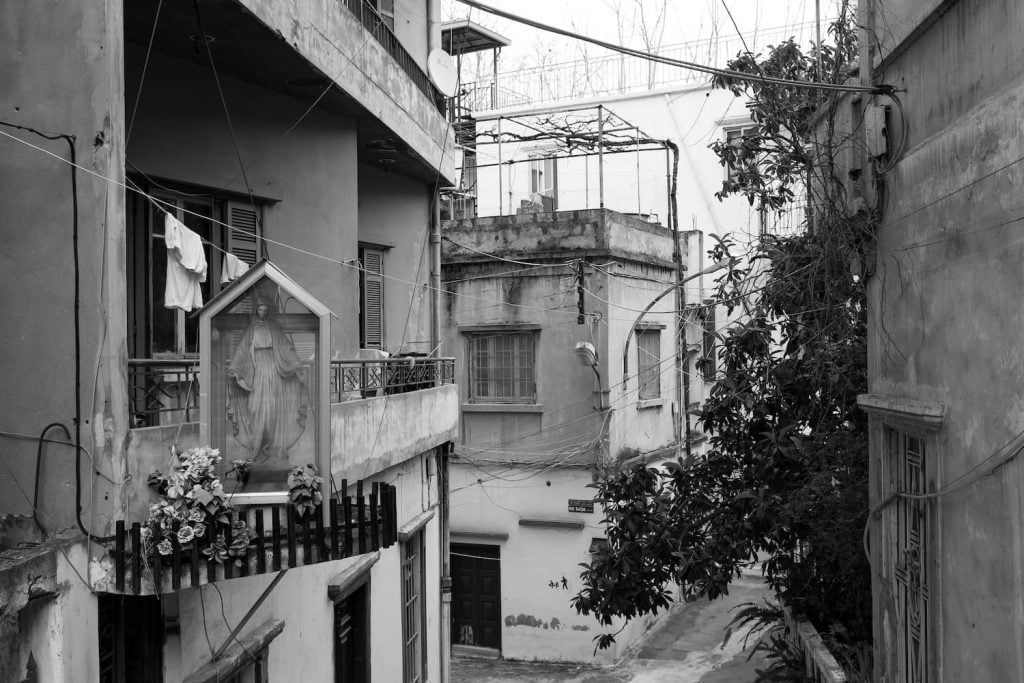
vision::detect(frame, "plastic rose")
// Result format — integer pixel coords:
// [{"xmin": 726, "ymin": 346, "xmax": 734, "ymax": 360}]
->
[
  {"xmin": 157, "ymin": 539, "xmax": 173, "ymax": 556},
  {"xmin": 177, "ymin": 525, "xmax": 196, "ymax": 544}
]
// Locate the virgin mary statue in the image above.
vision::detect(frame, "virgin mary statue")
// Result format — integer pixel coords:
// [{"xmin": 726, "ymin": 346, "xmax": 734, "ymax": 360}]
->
[{"xmin": 226, "ymin": 299, "xmax": 310, "ymax": 463}]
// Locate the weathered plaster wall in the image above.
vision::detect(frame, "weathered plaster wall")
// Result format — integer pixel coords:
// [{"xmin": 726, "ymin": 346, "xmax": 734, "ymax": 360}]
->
[
  {"xmin": 866, "ymin": 0, "xmax": 1024, "ymax": 679},
  {"xmin": 330, "ymin": 384, "xmax": 458, "ymax": 479},
  {"xmin": 13, "ymin": 543, "xmax": 98, "ymax": 682},
  {"xmin": 358, "ymin": 163, "xmax": 434, "ymax": 354},
  {"xmin": 0, "ymin": 0, "xmax": 127, "ymax": 536},
  {"xmin": 449, "ymin": 464, "xmax": 665, "ymax": 663},
  {"xmin": 125, "ymin": 46, "xmax": 362, "ymax": 356},
  {"xmin": 237, "ymin": 0, "xmax": 455, "ymax": 183}
]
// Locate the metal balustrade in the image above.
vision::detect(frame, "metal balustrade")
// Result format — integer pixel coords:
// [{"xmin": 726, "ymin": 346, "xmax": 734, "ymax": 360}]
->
[
  {"xmin": 330, "ymin": 357, "xmax": 455, "ymax": 402},
  {"xmin": 128, "ymin": 359, "xmax": 200, "ymax": 428},
  {"xmin": 128, "ymin": 356, "xmax": 454, "ymax": 424},
  {"xmin": 341, "ymin": 0, "xmax": 445, "ymax": 113}
]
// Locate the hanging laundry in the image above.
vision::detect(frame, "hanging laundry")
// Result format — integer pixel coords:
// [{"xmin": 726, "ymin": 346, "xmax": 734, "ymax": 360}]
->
[
  {"xmin": 163, "ymin": 213, "xmax": 207, "ymax": 311},
  {"xmin": 220, "ymin": 252, "xmax": 250, "ymax": 284}
]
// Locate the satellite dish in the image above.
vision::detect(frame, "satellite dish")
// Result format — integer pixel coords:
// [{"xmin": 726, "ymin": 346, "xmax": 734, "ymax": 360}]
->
[{"xmin": 427, "ymin": 49, "xmax": 458, "ymax": 98}]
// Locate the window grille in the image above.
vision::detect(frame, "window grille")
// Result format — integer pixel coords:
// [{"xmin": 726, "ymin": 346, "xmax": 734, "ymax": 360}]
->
[
  {"xmin": 724, "ymin": 125, "xmax": 759, "ymax": 184},
  {"xmin": 402, "ymin": 529, "xmax": 427, "ymax": 683},
  {"xmin": 883, "ymin": 428, "xmax": 932, "ymax": 683},
  {"xmin": 467, "ymin": 332, "xmax": 536, "ymax": 402},
  {"xmin": 636, "ymin": 329, "xmax": 661, "ymax": 400}
]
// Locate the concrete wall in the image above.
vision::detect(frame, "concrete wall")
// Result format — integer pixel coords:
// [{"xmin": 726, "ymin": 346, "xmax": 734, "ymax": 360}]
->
[
  {"xmin": 331, "ymin": 384, "xmax": 459, "ymax": 479},
  {"xmin": 0, "ymin": 0, "xmax": 127, "ymax": 536},
  {"xmin": 8, "ymin": 543, "xmax": 98, "ymax": 683},
  {"xmin": 863, "ymin": 0, "xmax": 1024, "ymax": 679},
  {"xmin": 238, "ymin": 0, "xmax": 455, "ymax": 184},
  {"xmin": 358, "ymin": 162, "xmax": 434, "ymax": 354},
  {"xmin": 449, "ymin": 463, "xmax": 664, "ymax": 663},
  {"xmin": 126, "ymin": 45, "xmax": 362, "ymax": 356}
]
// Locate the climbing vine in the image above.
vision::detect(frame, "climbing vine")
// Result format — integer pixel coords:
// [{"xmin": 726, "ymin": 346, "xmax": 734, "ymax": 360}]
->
[{"xmin": 573, "ymin": 2, "xmax": 876, "ymax": 669}]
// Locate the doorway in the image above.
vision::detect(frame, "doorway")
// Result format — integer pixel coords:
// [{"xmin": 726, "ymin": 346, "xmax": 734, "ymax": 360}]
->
[{"xmin": 451, "ymin": 543, "xmax": 501, "ymax": 655}]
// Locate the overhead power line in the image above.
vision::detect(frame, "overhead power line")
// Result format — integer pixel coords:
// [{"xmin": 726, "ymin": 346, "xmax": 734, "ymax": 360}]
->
[{"xmin": 454, "ymin": 0, "xmax": 891, "ymax": 95}]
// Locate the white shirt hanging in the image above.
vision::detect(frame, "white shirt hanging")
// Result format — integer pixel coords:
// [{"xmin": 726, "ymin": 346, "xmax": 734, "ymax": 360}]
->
[
  {"xmin": 164, "ymin": 213, "xmax": 207, "ymax": 311},
  {"xmin": 220, "ymin": 252, "xmax": 250, "ymax": 284}
]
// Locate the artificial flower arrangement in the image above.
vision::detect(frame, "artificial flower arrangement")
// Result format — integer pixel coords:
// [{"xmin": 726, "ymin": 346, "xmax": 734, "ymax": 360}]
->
[
  {"xmin": 144, "ymin": 447, "xmax": 326, "ymax": 565},
  {"xmin": 144, "ymin": 446, "xmax": 255, "ymax": 564}
]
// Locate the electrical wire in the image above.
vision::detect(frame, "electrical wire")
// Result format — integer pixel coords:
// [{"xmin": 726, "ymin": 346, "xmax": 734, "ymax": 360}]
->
[{"xmin": 455, "ymin": 0, "xmax": 891, "ymax": 95}]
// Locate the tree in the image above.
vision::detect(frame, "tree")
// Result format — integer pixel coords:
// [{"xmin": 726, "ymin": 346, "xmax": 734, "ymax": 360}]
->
[{"xmin": 572, "ymin": 2, "xmax": 876, "ymax": 664}]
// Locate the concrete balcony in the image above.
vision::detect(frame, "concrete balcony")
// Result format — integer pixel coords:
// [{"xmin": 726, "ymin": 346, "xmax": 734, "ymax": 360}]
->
[
  {"xmin": 330, "ymin": 383, "xmax": 459, "ymax": 479},
  {"xmin": 124, "ymin": 0, "xmax": 456, "ymax": 184}
]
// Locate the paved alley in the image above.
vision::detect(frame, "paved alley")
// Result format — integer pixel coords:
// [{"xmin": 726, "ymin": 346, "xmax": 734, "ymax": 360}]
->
[{"xmin": 451, "ymin": 572, "xmax": 772, "ymax": 683}]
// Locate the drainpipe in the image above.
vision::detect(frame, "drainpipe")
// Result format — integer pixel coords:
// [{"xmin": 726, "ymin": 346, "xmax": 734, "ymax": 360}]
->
[
  {"xmin": 667, "ymin": 141, "xmax": 686, "ymax": 458},
  {"xmin": 439, "ymin": 446, "xmax": 452, "ymax": 683},
  {"xmin": 431, "ymin": 184, "xmax": 442, "ymax": 358}
]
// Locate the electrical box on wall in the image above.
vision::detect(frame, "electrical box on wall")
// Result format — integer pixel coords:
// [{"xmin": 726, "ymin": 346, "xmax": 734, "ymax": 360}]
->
[{"xmin": 865, "ymin": 104, "xmax": 890, "ymax": 159}]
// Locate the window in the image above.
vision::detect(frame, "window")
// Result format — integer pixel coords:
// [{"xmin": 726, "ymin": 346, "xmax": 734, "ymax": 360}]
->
[
  {"xmin": 335, "ymin": 583, "xmax": 370, "ymax": 683},
  {"xmin": 97, "ymin": 595, "xmax": 163, "ymax": 683},
  {"xmin": 724, "ymin": 125, "xmax": 759, "ymax": 184},
  {"xmin": 636, "ymin": 329, "xmax": 661, "ymax": 400},
  {"xmin": 374, "ymin": 0, "xmax": 395, "ymax": 30},
  {"xmin": 126, "ymin": 184, "xmax": 263, "ymax": 359},
  {"xmin": 882, "ymin": 428, "xmax": 934, "ymax": 683},
  {"xmin": 401, "ymin": 529, "xmax": 427, "ymax": 683},
  {"xmin": 359, "ymin": 245, "xmax": 385, "ymax": 349},
  {"xmin": 467, "ymin": 332, "xmax": 536, "ymax": 403},
  {"xmin": 700, "ymin": 302, "xmax": 717, "ymax": 382},
  {"xmin": 528, "ymin": 155, "xmax": 557, "ymax": 211}
]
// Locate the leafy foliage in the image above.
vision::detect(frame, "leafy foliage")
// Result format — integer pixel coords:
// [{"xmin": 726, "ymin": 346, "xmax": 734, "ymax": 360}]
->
[
  {"xmin": 573, "ymin": 3, "xmax": 874, "ymax": 667},
  {"xmin": 287, "ymin": 463, "xmax": 324, "ymax": 518}
]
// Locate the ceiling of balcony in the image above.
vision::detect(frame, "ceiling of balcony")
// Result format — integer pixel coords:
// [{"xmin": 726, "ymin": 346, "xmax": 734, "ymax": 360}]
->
[{"xmin": 124, "ymin": 0, "xmax": 441, "ymax": 183}]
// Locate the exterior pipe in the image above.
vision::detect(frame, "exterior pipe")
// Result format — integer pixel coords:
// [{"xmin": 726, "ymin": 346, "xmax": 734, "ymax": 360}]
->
[{"xmin": 431, "ymin": 184, "xmax": 442, "ymax": 359}]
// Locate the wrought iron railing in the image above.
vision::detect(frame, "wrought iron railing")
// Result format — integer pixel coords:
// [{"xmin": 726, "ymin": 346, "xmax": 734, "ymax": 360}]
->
[
  {"xmin": 341, "ymin": 0, "xmax": 445, "ymax": 113},
  {"xmin": 105, "ymin": 481, "xmax": 396, "ymax": 595},
  {"xmin": 330, "ymin": 357, "xmax": 455, "ymax": 402},
  {"xmin": 128, "ymin": 359, "xmax": 200, "ymax": 428}
]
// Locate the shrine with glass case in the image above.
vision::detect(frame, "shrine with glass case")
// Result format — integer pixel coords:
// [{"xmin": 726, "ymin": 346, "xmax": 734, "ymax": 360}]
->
[{"xmin": 198, "ymin": 261, "xmax": 331, "ymax": 504}]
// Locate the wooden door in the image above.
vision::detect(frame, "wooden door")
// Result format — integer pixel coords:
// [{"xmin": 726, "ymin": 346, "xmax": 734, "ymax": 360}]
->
[{"xmin": 451, "ymin": 543, "xmax": 501, "ymax": 652}]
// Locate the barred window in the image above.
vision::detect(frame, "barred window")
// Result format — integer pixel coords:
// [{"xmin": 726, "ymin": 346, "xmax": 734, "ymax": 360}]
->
[
  {"xmin": 882, "ymin": 428, "xmax": 934, "ymax": 683},
  {"xmin": 637, "ymin": 329, "xmax": 661, "ymax": 400},
  {"xmin": 402, "ymin": 529, "xmax": 427, "ymax": 683},
  {"xmin": 468, "ymin": 332, "xmax": 536, "ymax": 403}
]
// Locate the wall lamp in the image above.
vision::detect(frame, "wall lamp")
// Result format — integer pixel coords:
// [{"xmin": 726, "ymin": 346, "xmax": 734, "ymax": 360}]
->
[{"xmin": 575, "ymin": 341, "xmax": 605, "ymax": 410}]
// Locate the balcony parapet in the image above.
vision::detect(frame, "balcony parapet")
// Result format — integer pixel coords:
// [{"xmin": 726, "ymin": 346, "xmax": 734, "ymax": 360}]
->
[{"xmin": 92, "ymin": 483, "xmax": 396, "ymax": 596}]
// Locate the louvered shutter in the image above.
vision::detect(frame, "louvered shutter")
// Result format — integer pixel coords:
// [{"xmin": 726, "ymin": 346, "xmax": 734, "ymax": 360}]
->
[
  {"xmin": 226, "ymin": 201, "xmax": 262, "ymax": 265},
  {"xmin": 360, "ymin": 247, "xmax": 385, "ymax": 349}
]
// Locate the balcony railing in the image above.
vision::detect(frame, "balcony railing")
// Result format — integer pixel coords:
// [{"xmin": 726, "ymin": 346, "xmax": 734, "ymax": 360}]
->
[
  {"xmin": 105, "ymin": 481, "xmax": 396, "ymax": 595},
  {"xmin": 128, "ymin": 357, "xmax": 455, "ymax": 425},
  {"xmin": 341, "ymin": 0, "xmax": 445, "ymax": 113},
  {"xmin": 128, "ymin": 359, "xmax": 200, "ymax": 428},
  {"xmin": 330, "ymin": 357, "xmax": 455, "ymax": 402}
]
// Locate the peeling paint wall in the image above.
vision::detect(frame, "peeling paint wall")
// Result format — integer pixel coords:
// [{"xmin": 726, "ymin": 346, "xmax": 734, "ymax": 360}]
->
[{"xmin": 863, "ymin": 0, "xmax": 1024, "ymax": 679}]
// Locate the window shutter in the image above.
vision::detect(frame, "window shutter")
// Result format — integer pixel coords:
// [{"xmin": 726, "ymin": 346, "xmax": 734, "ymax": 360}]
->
[
  {"xmin": 361, "ymin": 247, "xmax": 385, "ymax": 349},
  {"xmin": 227, "ymin": 201, "xmax": 263, "ymax": 265}
]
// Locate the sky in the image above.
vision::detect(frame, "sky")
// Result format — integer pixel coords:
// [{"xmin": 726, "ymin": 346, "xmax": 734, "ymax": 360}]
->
[{"xmin": 441, "ymin": 0, "xmax": 844, "ymax": 71}]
